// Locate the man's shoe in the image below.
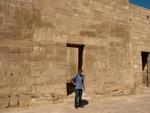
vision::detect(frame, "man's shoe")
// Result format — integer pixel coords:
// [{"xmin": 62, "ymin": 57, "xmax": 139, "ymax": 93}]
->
[{"xmin": 75, "ymin": 105, "xmax": 78, "ymax": 109}]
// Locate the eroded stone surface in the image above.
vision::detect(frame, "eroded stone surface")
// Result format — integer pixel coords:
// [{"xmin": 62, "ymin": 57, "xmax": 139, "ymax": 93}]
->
[{"xmin": 0, "ymin": 0, "xmax": 150, "ymax": 108}]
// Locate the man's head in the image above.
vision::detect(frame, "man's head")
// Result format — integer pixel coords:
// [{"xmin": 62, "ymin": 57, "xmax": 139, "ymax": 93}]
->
[{"xmin": 78, "ymin": 69, "xmax": 82, "ymax": 75}]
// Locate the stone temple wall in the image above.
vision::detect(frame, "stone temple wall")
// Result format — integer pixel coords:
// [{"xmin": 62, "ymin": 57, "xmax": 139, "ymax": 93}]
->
[
  {"xmin": 0, "ymin": 0, "xmax": 149, "ymax": 108},
  {"xmin": 129, "ymin": 4, "xmax": 150, "ymax": 88}
]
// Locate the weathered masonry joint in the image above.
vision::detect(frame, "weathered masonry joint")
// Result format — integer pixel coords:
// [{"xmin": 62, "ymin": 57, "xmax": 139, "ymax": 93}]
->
[{"xmin": 0, "ymin": 0, "xmax": 150, "ymax": 108}]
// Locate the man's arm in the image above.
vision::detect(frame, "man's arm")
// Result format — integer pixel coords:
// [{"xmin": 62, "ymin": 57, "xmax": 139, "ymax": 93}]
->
[
  {"xmin": 72, "ymin": 79, "xmax": 76, "ymax": 86},
  {"xmin": 83, "ymin": 77, "xmax": 85, "ymax": 90},
  {"xmin": 72, "ymin": 75, "xmax": 76, "ymax": 86},
  {"xmin": 83, "ymin": 83, "xmax": 85, "ymax": 90}
]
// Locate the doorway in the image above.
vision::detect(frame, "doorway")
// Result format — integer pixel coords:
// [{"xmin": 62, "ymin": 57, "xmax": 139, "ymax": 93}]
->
[
  {"xmin": 66, "ymin": 43, "xmax": 84, "ymax": 95},
  {"xmin": 141, "ymin": 52, "xmax": 150, "ymax": 87}
]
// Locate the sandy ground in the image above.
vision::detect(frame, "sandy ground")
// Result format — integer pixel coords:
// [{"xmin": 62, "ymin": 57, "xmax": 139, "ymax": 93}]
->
[{"xmin": 1, "ymin": 88, "xmax": 150, "ymax": 113}]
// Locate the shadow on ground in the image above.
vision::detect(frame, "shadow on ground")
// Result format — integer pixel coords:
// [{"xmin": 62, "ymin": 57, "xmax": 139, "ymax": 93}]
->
[{"xmin": 80, "ymin": 99, "xmax": 89, "ymax": 107}]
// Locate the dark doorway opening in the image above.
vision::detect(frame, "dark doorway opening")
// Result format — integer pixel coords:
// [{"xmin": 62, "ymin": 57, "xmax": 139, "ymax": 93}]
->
[
  {"xmin": 141, "ymin": 52, "xmax": 150, "ymax": 87},
  {"xmin": 66, "ymin": 43, "xmax": 84, "ymax": 96}
]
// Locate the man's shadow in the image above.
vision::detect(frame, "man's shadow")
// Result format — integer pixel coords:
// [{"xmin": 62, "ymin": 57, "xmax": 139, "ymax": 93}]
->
[{"xmin": 80, "ymin": 99, "xmax": 89, "ymax": 107}]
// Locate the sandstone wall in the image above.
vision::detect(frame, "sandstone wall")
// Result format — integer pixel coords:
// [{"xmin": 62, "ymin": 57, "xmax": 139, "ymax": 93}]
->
[
  {"xmin": 0, "ymin": 0, "xmax": 149, "ymax": 108},
  {"xmin": 129, "ymin": 4, "xmax": 150, "ymax": 88}
]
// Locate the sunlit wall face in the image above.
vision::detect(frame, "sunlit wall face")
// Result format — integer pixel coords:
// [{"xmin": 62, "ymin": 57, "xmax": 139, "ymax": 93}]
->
[{"xmin": 129, "ymin": 0, "xmax": 150, "ymax": 9}]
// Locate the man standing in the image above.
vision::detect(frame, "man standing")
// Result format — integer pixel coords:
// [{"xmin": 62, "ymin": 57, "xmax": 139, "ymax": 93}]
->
[{"xmin": 72, "ymin": 69, "xmax": 85, "ymax": 108}]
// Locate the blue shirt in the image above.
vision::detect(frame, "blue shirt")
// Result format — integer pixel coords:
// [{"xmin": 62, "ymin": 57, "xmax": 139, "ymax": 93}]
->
[{"xmin": 72, "ymin": 74, "xmax": 84, "ymax": 89}]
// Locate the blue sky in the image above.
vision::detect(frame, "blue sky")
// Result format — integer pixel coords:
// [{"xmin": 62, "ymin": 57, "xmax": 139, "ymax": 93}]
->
[{"xmin": 129, "ymin": 0, "xmax": 150, "ymax": 9}]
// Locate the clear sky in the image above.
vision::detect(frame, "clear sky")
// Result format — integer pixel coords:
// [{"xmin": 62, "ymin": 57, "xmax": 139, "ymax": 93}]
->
[{"xmin": 129, "ymin": 0, "xmax": 150, "ymax": 9}]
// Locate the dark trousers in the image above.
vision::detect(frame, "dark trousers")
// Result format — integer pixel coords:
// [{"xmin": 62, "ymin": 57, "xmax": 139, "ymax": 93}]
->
[{"xmin": 75, "ymin": 89, "xmax": 83, "ymax": 106}]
